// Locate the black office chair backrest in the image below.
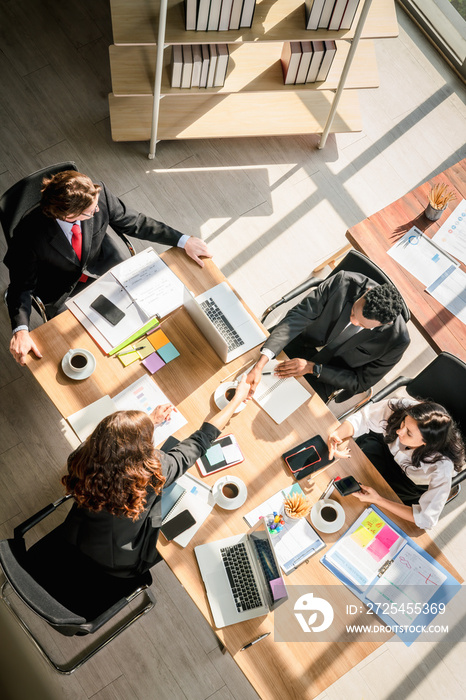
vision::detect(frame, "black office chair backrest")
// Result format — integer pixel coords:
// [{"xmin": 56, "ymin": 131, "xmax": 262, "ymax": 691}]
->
[
  {"xmin": 330, "ymin": 250, "xmax": 410, "ymax": 323},
  {"xmin": 0, "ymin": 161, "xmax": 78, "ymax": 244},
  {"xmin": 405, "ymin": 352, "xmax": 466, "ymax": 439}
]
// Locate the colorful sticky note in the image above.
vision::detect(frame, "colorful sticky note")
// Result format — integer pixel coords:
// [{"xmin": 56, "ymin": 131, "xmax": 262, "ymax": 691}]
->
[
  {"xmin": 118, "ymin": 349, "xmax": 139, "ymax": 366},
  {"xmin": 361, "ymin": 512, "xmax": 385, "ymax": 536},
  {"xmin": 375, "ymin": 525, "xmax": 399, "ymax": 550},
  {"xmin": 147, "ymin": 330, "xmax": 170, "ymax": 351},
  {"xmin": 157, "ymin": 342, "xmax": 180, "ymax": 363},
  {"xmin": 136, "ymin": 338, "xmax": 156, "ymax": 360},
  {"xmin": 142, "ymin": 352, "xmax": 166, "ymax": 374},
  {"xmin": 205, "ymin": 444, "xmax": 224, "ymax": 466},
  {"xmin": 366, "ymin": 537, "xmax": 390, "ymax": 562},
  {"xmin": 351, "ymin": 526, "xmax": 374, "ymax": 548},
  {"xmin": 270, "ymin": 577, "xmax": 287, "ymax": 601}
]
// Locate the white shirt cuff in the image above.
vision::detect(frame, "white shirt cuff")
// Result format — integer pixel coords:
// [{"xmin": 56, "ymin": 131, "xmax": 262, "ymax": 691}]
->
[
  {"xmin": 12, "ymin": 325, "xmax": 29, "ymax": 335},
  {"xmin": 177, "ymin": 234, "xmax": 189, "ymax": 249},
  {"xmin": 261, "ymin": 348, "xmax": 275, "ymax": 360}
]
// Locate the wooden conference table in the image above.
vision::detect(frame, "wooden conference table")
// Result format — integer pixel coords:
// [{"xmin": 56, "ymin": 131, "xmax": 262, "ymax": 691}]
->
[
  {"xmin": 347, "ymin": 158, "xmax": 466, "ymax": 362},
  {"xmin": 26, "ymin": 250, "xmax": 461, "ymax": 700}
]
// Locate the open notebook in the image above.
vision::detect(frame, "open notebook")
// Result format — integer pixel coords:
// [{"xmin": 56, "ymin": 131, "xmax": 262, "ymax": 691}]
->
[{"xmin": 253, "ymin": 359, "xmax": 311, "ymax": 424}]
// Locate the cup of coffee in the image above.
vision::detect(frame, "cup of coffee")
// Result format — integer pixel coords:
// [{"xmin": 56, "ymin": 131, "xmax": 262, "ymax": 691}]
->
[
  {"xmin": 320, "ymin": 504, "xmax": 338, "ymax": 522},
  {"xmin": 222, "ymin": 482, "xmax": 239, "ymax": 500},
  {"xmin": 311, "ymin": 499, "xmax": 345, "ymax": 534},
  {"xmin": 68, "ymin": 349, "xmax": 89, "ymax": 373}
]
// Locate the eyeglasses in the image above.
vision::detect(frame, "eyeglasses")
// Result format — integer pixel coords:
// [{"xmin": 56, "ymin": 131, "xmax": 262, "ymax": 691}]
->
[{"xmin": 80, "ymin": 203, "xmax": 99, "ymax": 218}]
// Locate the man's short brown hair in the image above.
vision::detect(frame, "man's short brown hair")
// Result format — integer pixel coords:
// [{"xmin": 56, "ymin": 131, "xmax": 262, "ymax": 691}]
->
[{"xmin": 41, "ymin": 171, "xmax": 101, "ymax": 219}]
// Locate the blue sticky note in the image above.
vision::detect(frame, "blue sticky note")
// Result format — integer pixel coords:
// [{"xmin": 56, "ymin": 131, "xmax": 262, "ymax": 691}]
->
[
  {"xmin": 205, "ymin": 444, "xmax": 224, "ymax": 466},
  {"xmin": 157, "ymin": 342, "xmax": 180, "ymax": 363}
]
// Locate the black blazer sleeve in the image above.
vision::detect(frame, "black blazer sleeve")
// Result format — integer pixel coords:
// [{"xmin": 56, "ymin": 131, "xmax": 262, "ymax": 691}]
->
[{"xmin": 158, "ymin": 422, "xmax": 221, "ymax": 486}]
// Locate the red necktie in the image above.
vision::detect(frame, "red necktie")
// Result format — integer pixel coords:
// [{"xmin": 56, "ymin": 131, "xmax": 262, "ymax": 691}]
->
[{"xmin": 71, "ymin": 223, "xmax": 88, "ymax": 283}]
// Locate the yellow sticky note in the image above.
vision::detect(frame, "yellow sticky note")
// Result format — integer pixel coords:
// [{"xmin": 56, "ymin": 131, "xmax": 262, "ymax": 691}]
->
[
  {"xmin": 118, "ymin": 349, "xmax": 139, "ymax": 366},
  {"xmin": 361, "ymin": 512, "xmax": 385, "ymax": 536},
  {"xmin": 147, "ymin": 330, "xmax": 170, "ymax": 351},
  {"xmin": 136, "ymin": 338, "xmax": 156, "ymax": 360},
  {"xmin": 351, "ymin": 526, "xmax": 374, "ymax": 548}
]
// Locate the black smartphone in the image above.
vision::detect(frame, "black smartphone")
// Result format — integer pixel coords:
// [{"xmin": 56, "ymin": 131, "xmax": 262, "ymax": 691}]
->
[
  {"xmin": 282, "ymin": 435, "xmax": 334, "ymax": 480},
  {"xmin": 161, "ymin": 509, "xmax": 196, "ymax": 541},
  {"xmin": 334, "ymin": 475, "xmax": 362, "ymax": 496},
  {"xmin": 286, "ymin": 445, "xmax": 321, "ymax": 474},
  {"xmin": 90, "ymin": 294, "xmax": 125, "ymax": 326}
]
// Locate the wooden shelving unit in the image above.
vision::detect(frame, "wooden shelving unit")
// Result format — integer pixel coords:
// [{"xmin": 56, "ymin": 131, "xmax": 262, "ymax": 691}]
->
[{"xmin": 108, "ymin": 0, "xmax": 398, "ymax": 147}]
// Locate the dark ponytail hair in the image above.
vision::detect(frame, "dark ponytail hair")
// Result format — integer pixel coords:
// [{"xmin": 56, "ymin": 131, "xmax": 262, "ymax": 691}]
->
[{"xmin": 384, "ymin": 400, "xmax": 465, "ymax": 471}]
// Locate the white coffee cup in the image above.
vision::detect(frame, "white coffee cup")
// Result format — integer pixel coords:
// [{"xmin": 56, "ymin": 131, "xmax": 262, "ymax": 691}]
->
[
  {"xmin": 310, "ymin": 499, "xmax": 345, "ymax": 534},
  {"xmin": 67, "ymin": 348, "xmax": 89, "ymax": 373}
]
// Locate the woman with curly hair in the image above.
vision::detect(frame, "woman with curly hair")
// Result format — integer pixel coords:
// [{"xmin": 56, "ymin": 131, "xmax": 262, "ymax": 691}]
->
[
  {"xmin": 327, "ymin": 399, "xmax": 465, "ymax": 529},
  {"xmin": 60, "ymin": 377, "xmax": 250, "ymax": 577}
]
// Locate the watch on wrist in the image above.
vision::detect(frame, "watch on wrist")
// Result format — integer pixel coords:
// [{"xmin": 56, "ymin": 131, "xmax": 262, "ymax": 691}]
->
[{"xmin": 313, "ymin": 363, "xmax": 323, "ymax": 378}]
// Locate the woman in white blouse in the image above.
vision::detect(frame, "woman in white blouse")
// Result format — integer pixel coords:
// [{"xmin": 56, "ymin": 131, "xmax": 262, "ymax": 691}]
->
[{"xmin": 328, "ymin": 399, "xmax": 465, "ymax": 529}]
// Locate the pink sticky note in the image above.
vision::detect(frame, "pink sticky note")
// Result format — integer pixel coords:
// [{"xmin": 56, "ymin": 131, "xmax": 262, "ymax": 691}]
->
[
  {"xmin": 270, "ymin": 577, "xmax": 287, "ymax": 601},
  {"xmin": 376, "ymin": 525, "xmax": 399, "ymax": 550},
  {"xmin": 366, "ymin": 538, "xmax": 390, "ymax": 562},
  {"xmin": 142, "ymin": 352, "xmax": 166, "ymax": 374}
]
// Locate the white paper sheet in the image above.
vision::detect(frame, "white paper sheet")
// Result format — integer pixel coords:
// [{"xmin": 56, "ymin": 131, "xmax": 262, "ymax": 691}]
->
[
  {"xmin": 66, "ymin": 395, "xmax": 118, "ymax": 442},
  {"xmin": 431, "ymin": 199, "xmax": 466, "ymax": 265},
  {"xmin": 427, "ymin": 266, "xmax": 466, "ymax": 325},
  {"xmin": 387, "ymin": 226, "xmax": 459, "ymax": 287},
  {"xmin": 112, "ymin": 375, "xmax": 187, "ymax": 447},
  {"xmin": 111, "ymin": 248, "xmax": 186, "ymax": 319}
]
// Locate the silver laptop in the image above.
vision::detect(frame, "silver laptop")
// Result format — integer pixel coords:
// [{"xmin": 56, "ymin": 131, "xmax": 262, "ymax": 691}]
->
[
  {"xmin": 195, "ymin": 520, "xmax": 288, "ymax": 628},
  {"xmin": 184, "ymin": 282, "xmax": 267, "ymax": 362}
]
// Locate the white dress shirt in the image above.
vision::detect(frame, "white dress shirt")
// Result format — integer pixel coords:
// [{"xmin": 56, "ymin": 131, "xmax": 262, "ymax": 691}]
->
[{"xmin": 347, "ymin": 399, "xmax": 454, "ymax": 529}]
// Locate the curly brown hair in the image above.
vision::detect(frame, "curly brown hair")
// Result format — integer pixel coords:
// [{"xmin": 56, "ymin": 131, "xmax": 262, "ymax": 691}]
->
[
  {"xmin": 62, "ymin": 411, "xmax": 165, "ymax": 520},
  {"xmin": 41, "ymin": 170, "xmax": 101, "ymax": 219}
]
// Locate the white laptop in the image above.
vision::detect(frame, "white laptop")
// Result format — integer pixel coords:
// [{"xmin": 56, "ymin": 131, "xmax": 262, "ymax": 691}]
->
[
  {"xmin": 195, "ymin": 520, "xmax": 288, "ymax": 628},
  {"xmin": 184, "ymin": 282, "xmax": 267, "ymax": 363}
]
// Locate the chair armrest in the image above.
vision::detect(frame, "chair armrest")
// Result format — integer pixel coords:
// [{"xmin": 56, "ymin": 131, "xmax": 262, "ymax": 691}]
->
[
  {"xmin": 261, "ymin": 277, "xmax": 323, "ymax": 324},
  {"xmin": 370, "ymin": 376, "xmax": 412, "ymax": 404},
  {"xmin": 451, "ymin": 469, "xmax": 466, "ymax": 489},
  {"xmin": 14, "ymin": 494, "xmax": 72, "ymax": 539}
]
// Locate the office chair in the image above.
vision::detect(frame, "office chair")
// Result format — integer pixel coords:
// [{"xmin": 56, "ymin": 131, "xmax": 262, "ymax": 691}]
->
[
  {"xmin": 354, "ymin": 351, "xmax": 466, "ymax": 505},
  {"xmin": 260, "ymin": 250, "xmax": 410, "ymax": 411},
  {"xmin": 0, "ymin": 495, "xmax": 156, "ymax": 674},
  {"xmin": 0, "ymin": 162, "xmax": 136, "ymax": 324}
]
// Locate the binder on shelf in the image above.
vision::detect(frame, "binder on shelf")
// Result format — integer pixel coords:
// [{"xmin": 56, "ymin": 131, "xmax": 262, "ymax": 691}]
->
[
  {"xmin": 281, "ymin": 41, "xmax": 302, "ymax": 85},
  {"xmin": 340, "ymin": 0, "xmax": 361, "ymax": 30},
  {"xmin": 191, "ymin": 44, "xmax": 203, "ymax": 86},
  {"xmin": 171, "ymin": 45, "xmax": 183, "ymax": 88},
  {"xmin": 200, "ymin": 44, "xmax": 210, "ymax": 87},
  {"xmin": 197, "ymin": 0, "xmax": 211, "ymax": 31},
  {"xmin": 318, "ymin": 0, "xmax": 337, "ymax": 29},
  {"xmin": 328, "ymin": 0, "xmax": 348, "ymax": 30},
  {"xmin": 295, "ymin": 41, "xmax": 313, "ymax": 84},
  {"xmin": 181, "ymin": 45, "xmax": 194, "ymax": 88},
  {"xmin": 219, "ymin": 0, "xmax": 234, "ymax": 30},
  {"xmin": 214, "ymin": 44, "xmax": 229, "ymax": 87},
  {"xmin": 320, "ymin": 506, "xmax": 461, "ymax": 646},
  {"xmin": 206, "ymin": 44, "xmax": 218, "ymax": 88},
  {"xmin": 305, "ymin": 0, "xmax": 327, "ymax": 30},
  {"xmin": 316, "ymin": 40, "xmax": 337, "ymax": 82},
  {"xmin": 229, "ymin": 0, "xmax": 245, "ymax": 30},
  {"xmin": 207, "ymin": 0, "xmax": 222, "ymax": 30},
  {"xmin": 240, "ymin": 0, "xmax": 257, "ymax": 28},
  {"xmin": 185, "ymin": 0, "xmax": 198, "ymax": 30},
  {"xmin": 306, "ymin": 40, "xmax": 325, "ymax": 83}
]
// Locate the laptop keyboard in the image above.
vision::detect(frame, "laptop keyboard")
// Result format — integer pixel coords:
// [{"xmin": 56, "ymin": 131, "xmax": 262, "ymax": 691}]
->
[
  {"xmin": 221, "ymin": 543, "xmax": 262, "ymax": 613},
  {"xmin": 200, "ymin": 298, "xmax": 244, "ymax": 352}
]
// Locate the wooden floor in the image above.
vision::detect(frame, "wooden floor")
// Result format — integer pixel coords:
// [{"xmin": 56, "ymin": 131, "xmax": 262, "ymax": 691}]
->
[{"xmin": 0, "ymin": 1, "xmax": 465, "ymax": 698}]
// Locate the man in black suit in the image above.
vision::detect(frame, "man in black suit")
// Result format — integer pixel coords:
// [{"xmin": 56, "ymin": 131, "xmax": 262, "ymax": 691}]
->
[
  {"xmin": 246, "ymin": 271, "xmax": 410, "ymax": 403},
  {"xmin": 5, "ymin": 170, "xmax": 212, "ymax": 364}
]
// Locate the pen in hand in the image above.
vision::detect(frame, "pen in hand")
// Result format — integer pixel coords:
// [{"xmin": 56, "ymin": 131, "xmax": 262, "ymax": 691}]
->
[{"xmin": 240, "ymin": 632, "xmax": 270, "ymax": 651}]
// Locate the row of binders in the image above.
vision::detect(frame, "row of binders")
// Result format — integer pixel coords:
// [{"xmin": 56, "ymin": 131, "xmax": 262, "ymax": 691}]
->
[
  {"xmin": 305, "ymin": 0, "xmax": 361, "ymax": 30},
  {"xmin": 281, "ymin": 40, "xmax": 337, "ymax": 85},
  {"xmin": 185, "ymin": 0, "xmax": 256, "ymax": 31},
  {"xmin": 171, "ymin": 44, "xmax": 230, "ymax": 88}
]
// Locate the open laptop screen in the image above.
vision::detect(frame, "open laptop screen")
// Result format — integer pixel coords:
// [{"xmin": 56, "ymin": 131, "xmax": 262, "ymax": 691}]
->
[{"xmin": 249, "ymin": 525, "xmax": 288, "ymax": 610}]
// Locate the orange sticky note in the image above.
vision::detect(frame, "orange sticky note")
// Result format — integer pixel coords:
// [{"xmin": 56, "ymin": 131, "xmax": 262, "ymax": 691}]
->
[{"xmin": 147, "ymin": 330, "xmax": 170, "ymax": 351}]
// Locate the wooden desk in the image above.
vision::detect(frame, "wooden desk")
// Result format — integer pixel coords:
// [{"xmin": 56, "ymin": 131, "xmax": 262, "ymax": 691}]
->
[
  {"xmin": 27, "ymin": 251, "xmax": 462, "ymax": 700},
  {"xmin": 347, "ymin": 158, "xmax": 466, "ymax": 361}
]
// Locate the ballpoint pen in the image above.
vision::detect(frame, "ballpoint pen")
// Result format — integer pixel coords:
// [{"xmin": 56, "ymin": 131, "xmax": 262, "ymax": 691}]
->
[
  {"xmin": 319, "ymin": 478, "xmax": 337, "ymax": 501},
  {"xmin": 240, "ymin": 632, "xmax": 270, "ymax": 651},
  {"xmin": 115, "ymin": 345, "xmax": 146, "ymax": 357}
]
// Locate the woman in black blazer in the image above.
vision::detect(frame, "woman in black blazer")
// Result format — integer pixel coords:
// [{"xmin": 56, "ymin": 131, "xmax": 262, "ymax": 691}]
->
[{"xmin": 60, "ymin": 377, "xmax": 250, "ymax": 578}]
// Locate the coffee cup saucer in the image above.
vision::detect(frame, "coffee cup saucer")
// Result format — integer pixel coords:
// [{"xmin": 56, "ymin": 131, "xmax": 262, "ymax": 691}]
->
[
  {"xmin": 61, "ymin": 349, "xmax": 96, "ymax": 380},
  {"xmin": 310, "ymin": 499, "xmax": 346, "ymax": 534},
  {"xmin": 212, "ymin": 475, "xmax": 247, "ymax": 510}
]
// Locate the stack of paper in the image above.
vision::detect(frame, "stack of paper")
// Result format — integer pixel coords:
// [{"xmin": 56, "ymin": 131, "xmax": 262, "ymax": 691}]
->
[{"xmin": 66, "ymin": 248, "xmax": 186, "ymax": 354}]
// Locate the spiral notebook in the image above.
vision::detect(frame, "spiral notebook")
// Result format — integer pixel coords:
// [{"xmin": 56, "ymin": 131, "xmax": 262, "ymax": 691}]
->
[{"xmin": 253, "ymin": 360, "xmax": 311, "ymax": 424}]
